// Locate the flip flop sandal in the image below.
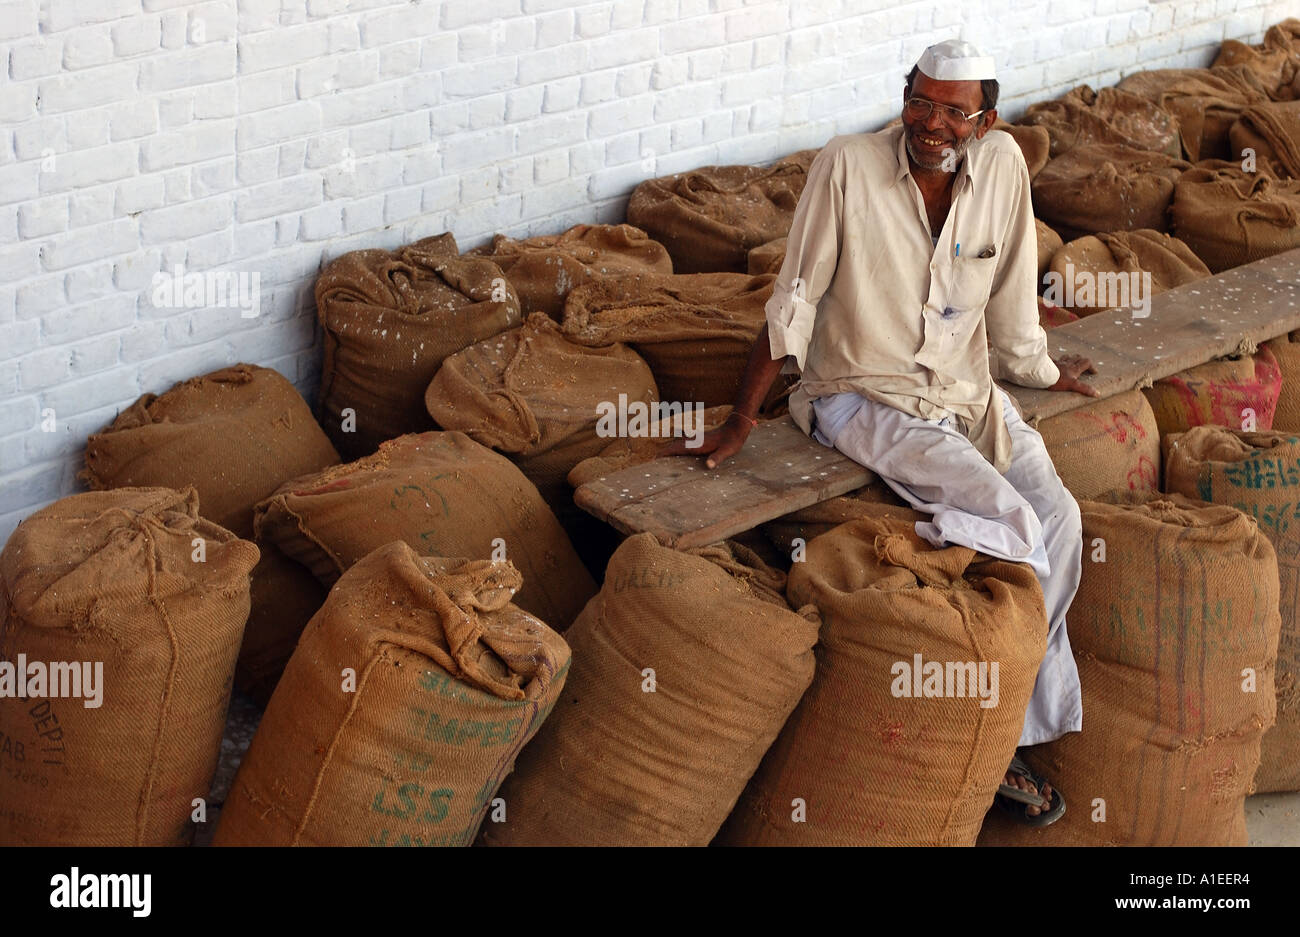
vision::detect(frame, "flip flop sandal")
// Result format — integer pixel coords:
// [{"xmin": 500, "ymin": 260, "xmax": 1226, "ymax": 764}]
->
[{"xmin": 996, "ymin": 755, "xmax": 1066, "ymax": 828}]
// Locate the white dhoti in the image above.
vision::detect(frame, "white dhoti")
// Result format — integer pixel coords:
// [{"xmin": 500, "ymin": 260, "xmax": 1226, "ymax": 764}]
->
[{"xmin": 811, "ymin": 389, "xmax": 1083, "ymax": 746}]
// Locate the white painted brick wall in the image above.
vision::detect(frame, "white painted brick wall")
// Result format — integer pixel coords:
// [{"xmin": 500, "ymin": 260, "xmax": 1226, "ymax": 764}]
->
[{"xmin": 2, "ymin": 0, "xmax": 1297, "ymax": 542}]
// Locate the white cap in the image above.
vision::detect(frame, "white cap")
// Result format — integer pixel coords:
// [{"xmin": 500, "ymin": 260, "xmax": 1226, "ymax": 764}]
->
[{"xmin": 916, "ymin": 39, "xmax": 997, "ymax": 82}]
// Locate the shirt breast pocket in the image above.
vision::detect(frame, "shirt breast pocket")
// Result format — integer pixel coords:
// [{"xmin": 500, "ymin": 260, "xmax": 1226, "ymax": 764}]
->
[{"xmin": 948, "ymin": 253, "xmax": 999, "ymax": 312}]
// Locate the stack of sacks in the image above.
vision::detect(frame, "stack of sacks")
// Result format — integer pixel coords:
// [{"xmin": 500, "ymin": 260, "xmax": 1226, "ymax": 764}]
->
[
  {"xmin": 561, "ymin": 271, "xmax": 778, "ymax": 409},
  {"xmin": 1164, "ymin": 427, "xmax": 1300, "ymax": 793},
  {"xmin": 480, "ymin": 534, "xmax": 820, "ymax": 846},
  {"xmin": 747, "ymin": 237, "xmax": 787, "ymax": 275},
  {"xmin": 1036, "ymin": 390, "xmax": 1161, "ymax": 499},
  {"xmin": 315, "ymin": 232, "xmax": 521, "ymax": 458},
  {"xmin": 1142, "ymin": 346, "xmax": 1282, "ymax": 438},
  {"xmin": 1170, "ymin": 162, "xmax": 1300, "ymax": 271},
  {"xmin": 1117, "ymin": 65, "xmax": 1273, "ymax": 161},
  {"xmin": 425, "ymin": 312, "xmax": 659, "ymax": 510},
  {"xmin": 1043, "ymin": 229, "xmax": 1210, "ymax": 316},
  {"xmin": 718, "ymin": 511, "xmax": 1048, "ymax": 846},
  {"xmin": 464, "ymin": 223, "xmax": 673, "ymax": 320},
  {"xmin": 980, "ymin": 496, "xmax": 1279, "ymax": 846},
  {"xmin": 1213, "ymin": 18, "xmax": 1300, "ymax": 101},
  {"xmin": 626, "ymin": 148, "xmax": 820, "ymax": 274},
  {"xmin": 82, "ymin": 364, "xmax": 341, "ymax": 705},
  {"xmin": 1229, "ymin": 100, "xmax": 1300, "ymax": 177},
  {"xmin": 213, "ymin": 543, "xmax": 570, "ymax": 846},
  {"xmin": 1030, "ymin": 144, "xmax": 1191, "ymax": 241},
  {"xmin": 1264, "ymin": 332, "xmax": 1300, "ymax": 430},
  {"xmin": 1016, "ymin": 84, "xmax": 1182, "ymax": 159},
  {"xmin": 253, "ymin": 432, "xmax": 596, "ymax": 634},
  {"xmin": 0, "ymin": 489, "xmax": 258, "ymax": 845},
  {"xmin": 566, "ymin": 405, "xmax": 733, "ymax": 488},
  {"xmin": 1035, "ymin": 219, "xmax": 1063, "ymax": 280}
]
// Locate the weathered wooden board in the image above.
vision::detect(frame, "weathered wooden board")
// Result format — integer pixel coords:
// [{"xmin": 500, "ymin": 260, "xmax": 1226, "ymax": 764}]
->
[
  {"xmin": 572, "ymin": 415, "xmax": 871, "ymax": 548},
  {"xmin": 1012, "ymin": 249, "xmax": 1300, "ymax": 422},
  {"xmin": 577, "ymin": 248, "xmax": 1300, "ymax": 546}
]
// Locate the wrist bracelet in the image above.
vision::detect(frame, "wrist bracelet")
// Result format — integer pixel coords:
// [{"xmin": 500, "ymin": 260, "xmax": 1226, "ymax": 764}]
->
[{"xmin": 730, "ymin": 411, "xmax": 759, "ymax": 428}]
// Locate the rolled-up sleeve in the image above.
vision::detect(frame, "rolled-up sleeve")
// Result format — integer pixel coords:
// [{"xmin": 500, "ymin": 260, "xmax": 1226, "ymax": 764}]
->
[
  {"xmin": 766, "ymin": 144, "xmax": 846, "ymax": 371},
  {"xmin": 985, "ymin": 156, "xmax": 1060, "ymax": 389}
]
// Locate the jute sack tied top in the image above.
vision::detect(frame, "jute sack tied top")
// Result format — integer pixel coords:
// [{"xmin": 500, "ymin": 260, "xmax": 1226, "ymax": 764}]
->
[
  {"xmin": 0, "ymin": 488, "xmax": 258, "ymax": 845},
  {"xmin": 1117, "ymin": 65, "xmax": 1273, "ymax": 161},
  {"xmin": 481, "ymin": 534, "xmax": 820, "ymax": 846},
  {"xmin": 561, "ymin": 271, "xmax": 777, "ymax": 410},
  {"xmin": 1142, "ymin": 346, "xmax": 1282, "ymax": 438},
  {"xmin": 718, "ymin": 513, "xmax": 1047, "ymax": 846},
  {"xmin": 1036, "ymin": 389, "xmax": 1161, "ymax": 500},
  {"xmin": 1229, "ymin": 100, "xmax": 1300, "ymax": 177},
  {"xmin": 425, "ymin": 312, "xmax": 659, "ymax": 509},
  {"xmin": 1044, "ymin": 229, "xmax": 1210, "ymax": 316},
  {"xmin": 1212, "ymin": 18, "xmax": 1300, "ymax": 102},
  {"xmin": 979, "ymin": 496, "xmax": 1279, "ymax": 846},
  {"xmin": 747, "ymin": 237, "xmax": 787, "ymax": 276},
  {"xmin": 1030, "ymin": 144, "xmax": 1191, "ymax": 242},
  {"xmin": 315, "ymin": 232, "xmax": 521, "ymax": 458},
  {"xmin": 212, "ymin": 543, "xmax": 570, "ymax": 846},
  {"xmin": 81, "ymin": 363, "xmax": 340, "ymax": 703},
  {"xmin": 254, "ymin": 432, "xmax": 596, "ymax": 633},
  {"xmin": 464, "ymin": 223, "xmax": 673, "ymax": 320},
  {"xmin": 1171, "ymin": 162, "xmax": 1300, "ymax": 272},
  {"xmin": 1017, "ymin": 84, "xmax": 1182, "ymax": 159},
  {"xmin": 1163, "ymin": 427, "xmax": 1300, "ymax": 793},
  {"xmin": 625, "ymin": 149, "xmax": 819, "ymax": 274},
  {"xmin": 1035, "ymin": 219, "xmax": 1063, "ymax": 280}
]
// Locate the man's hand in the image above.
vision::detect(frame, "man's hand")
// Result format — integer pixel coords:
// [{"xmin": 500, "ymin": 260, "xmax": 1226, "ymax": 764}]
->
[
  {"xmin": 657, "ymin": 412, "xmax": 754, "ymax": 469},
  {"xmin": 1047, "ymin": 354, "xmax": 1100, "ymax": 397}
]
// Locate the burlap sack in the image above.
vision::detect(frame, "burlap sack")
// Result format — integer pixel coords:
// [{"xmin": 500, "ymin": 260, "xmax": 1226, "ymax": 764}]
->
[
  {"xmin": 1229, "ymin": 99, "xmax": 1300, "ymax": 178},
  {"xmin": 980, "ymin": 496, "xmax": 1279, "ymax": 846},
  {"xmin": 1213, "ymin": 18, "xmax": 1300, "ymax": 102},
  {"xmin": 1038, "ymin": 298, "xmax": 1079, "ymax": 330},
  {"xmin": 465, "ymin": 223, "xmax": 673, "ymax": 320},
  {"xmin": 1035, "ymin": 219, "xmax": 1063, "ymax": 280},
  {"xmin": 1044, "ymin": 229, "xmax": 1210, "ymax": 316},
  {"xmin": 1142, "ymin": 346, "xmax": 1282, "ymax": 437},
  {"xmin": 993, "ymin": 120, "xmax": 1052, "ymax": 179},
  {"xmin": 480, "ymin": 534, "xmax": 819, "ymax": 846},
  {"xmin": 425, "ymin": 312, "xmax": 659, "ymax": 509},
  {"xmin": 561, "ymin": 271, "xmax": 776, "ymax": 409},
  {"xmin": 1031, "ymin": 144, "xmax": 1191, "ymax": 241},
  {"xmin": 1018, "ymin": 85, "xmax": 1182, "ymax": 159},
  {"xmin": 1117, "ymin": 65, "xmax": 1273, "ymax": 161},
  {"xmin": 1036, "ymin": 390, "xmax": 1160, "ymax": 499},
  {"xmin": 747, "ymin": 237, "xmax": 787, "ymax": 275},
  {"xmin": 1265, "ymin": 333, "xmax": 1300, "ymax": 431},
  {"xmin": 1171, "ymin": 162, "xmax": 1300, "ymax": 271},
  {"xmin": 566, "ymin": 405, "xmax": 733, "ymax": 488},
  {"xmin": 1163, "ymin": 427, "xmax": 1300, "ymax": 792},
  {"xmin": 625, "ymin": 149, "xmax": 819, "ymax": 274},
  {"xmin": 759, "ymin": 481, "xmax": 913, "ymax": 556},
  {"xmin": 81, "ymin": 363, "xmax": 340, "ymax": 702},
  {"xmin": 213, "ymin": 543, "xmax": 571, "ymax": 846},
  {"xmin": 316, "ymin": 232, "xmax": 522, "ymax": 458},
  {"xmin": 254, "ymin": 432, "xmax": 595, "ymax": 632},
  {"xmin": 0, "ymin": 488, "xmax": 258, "ymax": 845},
  {"xmin": 716, "ymin": 515, "xmax": 1046, "ymax": 846}
]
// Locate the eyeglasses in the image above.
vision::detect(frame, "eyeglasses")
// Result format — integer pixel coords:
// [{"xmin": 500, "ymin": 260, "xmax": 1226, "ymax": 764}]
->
[{"xmin": 904, "ymin": 96, "xmax": 986, "ymax": 129}]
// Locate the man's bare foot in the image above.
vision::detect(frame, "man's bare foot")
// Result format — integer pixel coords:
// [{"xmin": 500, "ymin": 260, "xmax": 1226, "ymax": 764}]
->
[{"xmin": 1001, "ymin": 768, "xmax": 1052, "ymax": 817}]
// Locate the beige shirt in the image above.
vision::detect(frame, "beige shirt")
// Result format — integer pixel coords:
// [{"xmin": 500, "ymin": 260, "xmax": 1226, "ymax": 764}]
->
[{"xmin": 766, "ymin": 124, "xmax": 1060, "ymax": 473}]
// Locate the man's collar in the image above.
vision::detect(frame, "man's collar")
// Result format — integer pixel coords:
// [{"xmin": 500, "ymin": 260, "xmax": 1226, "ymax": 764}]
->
[{"xmin": 892, "ymin": 123, "xmax": 982, "ymax": 194}]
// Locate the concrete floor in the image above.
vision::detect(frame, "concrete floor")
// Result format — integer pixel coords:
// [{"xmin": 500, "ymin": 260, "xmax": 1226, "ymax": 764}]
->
[{"xmin": 200, "ymin": 690, "xmax": 1300, "ymax": 846}]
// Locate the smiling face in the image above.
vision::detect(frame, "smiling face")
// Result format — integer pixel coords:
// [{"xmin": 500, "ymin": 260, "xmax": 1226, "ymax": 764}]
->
[{"xmin": 902, "ymin": 72, "xmax": 995, "ymax": 173}]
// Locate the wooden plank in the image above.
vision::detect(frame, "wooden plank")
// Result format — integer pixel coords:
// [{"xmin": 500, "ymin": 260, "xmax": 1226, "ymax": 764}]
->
[
  {"xmin": 572, "ymin": 415, "xmax": 871, "ymax": 548},
  {"xmin": 1009, "ymin": 249, "xmax": 1300, "ymax": 422},
  {"xmin": 577, "ymin": 247, "xmax": 1300, "ymax": 546}
]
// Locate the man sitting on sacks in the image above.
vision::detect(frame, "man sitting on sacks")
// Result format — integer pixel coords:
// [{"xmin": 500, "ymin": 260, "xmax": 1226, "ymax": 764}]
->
[{"xmin": 664, "ymin": 40, "xmax": 1100, "ymax": 827}]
